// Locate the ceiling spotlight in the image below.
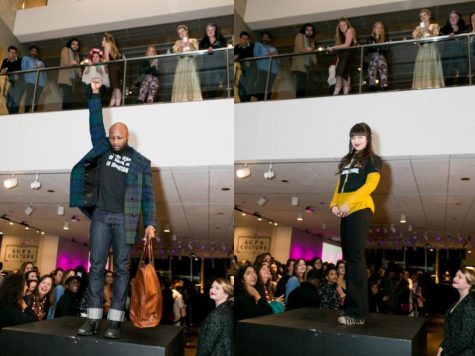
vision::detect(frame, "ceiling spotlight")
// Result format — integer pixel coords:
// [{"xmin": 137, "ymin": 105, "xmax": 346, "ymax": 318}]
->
[
  {"xmin": 63, "ymin": 221, "xmax": 69, "ymax": 230},
  {"xmin": 25, "ymin": 204, "xmax": 35, "ymax": 216},
  {"xmin": 163, "ymin": 223, "xmax": 171, "ymax": 233},
  {"xmin": 297, "ymin": 213, "xmax": 303, "ymax": 221},
  {"xmin": 264, "ymin": 163, "xmax": 275, "ymax": 180},
  {"xmin": 400, "ymin": 213, "xmax": 407, "ymax": 224},
  {"xmin": 291, "ymin": 195, "xmax": 299, "ymax": 207},
  {"xmin": 241, "ymin": 212, "xmax": 246, "ymax": 216},
  {"xmin": 57, "ymin": 205, "xmax": 65, "ymax": 216},
  {"xmin": 257, "ymin": 217, "xmax": 262, "ymax": 221},
  {"xmin": 407, "ymin": 224, "xmax": 413, "ymax": 232},
  {"xmin": 3, "ymin": 174, "xmax": 18, "ymax": 189},
  {"xmin": 257, "ymin": 195, "xmax": 268, "ymax": 206},
  {"xmin": 30, "ymin": 173, "xmax": 41, "ymax": 190},
  {"xmin": 274, "ymin": 222, "xmax": 278, "ymax": 226},
  {"xmin": 41, "ymin": 231, "xmax": 45, "ymax": 235},
  {"xmin": 236, "ymin": 164, "xmax": 251, "ymax": 179}
]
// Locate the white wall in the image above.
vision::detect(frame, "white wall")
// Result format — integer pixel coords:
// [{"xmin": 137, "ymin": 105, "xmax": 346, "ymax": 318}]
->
[
  {"xmin": 0, "ymin": 99, "xmax": 233, "ymax": 172},
  {"xmin": 13, "ymin": 0, "xmax": 234, "ymax": 41},
  {"xmin": 235, "ymin": 86, "xmax": 475, "ymax": 162},
  {"xmin": 0, "ymin": 233, "xmax": 58, "ymax": 274},
  {"xmin": 243, "ymin": 0, "xmax": 474, "ymax": 29}
]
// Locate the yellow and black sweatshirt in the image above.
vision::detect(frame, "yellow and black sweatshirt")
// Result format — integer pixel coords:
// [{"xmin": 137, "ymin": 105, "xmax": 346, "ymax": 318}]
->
[{"xmin": 330, "ymin": 155, "xmax": 381, "ymax": 215}]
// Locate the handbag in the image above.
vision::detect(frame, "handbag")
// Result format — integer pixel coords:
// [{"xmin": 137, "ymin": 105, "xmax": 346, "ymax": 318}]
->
[
  {"xmin": 129, "ymin": 238, "xmax": 163, "ymax": 328},
  {"xmin": 270, "ymin": 300, "xmax": 285, "ymax": 314}
]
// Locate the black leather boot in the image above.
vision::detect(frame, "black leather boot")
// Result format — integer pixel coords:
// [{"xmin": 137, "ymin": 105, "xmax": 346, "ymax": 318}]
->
[
  {"xmin": 104, "ymin": 321, "xmax": 122, "ymax": 339},
  {"xmin": 77, "ymin": 319, "xmax": 100, "ymax": 336}
]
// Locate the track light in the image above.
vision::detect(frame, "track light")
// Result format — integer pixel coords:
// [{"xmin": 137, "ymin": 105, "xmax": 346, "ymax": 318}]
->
[
  {"xmin": 236, "ymin": 164, "xmax": 251, "ymax": 179},
  {"xmin": 291, "ymin": 195, "xmax": 299, "ymax": 207},
  {"xmin": 274, "ymin": 222, "xmax": 278, "ymax": 226},
  {"xmin": 57, "ymin": 205, "xmax": 65, "ymax": 216},
  {"xmin": 264, "ymin": 163, "xmax": 275, "ymax": 180},
  {"xmin": 63, "ymin": 221, "xmax": 69, "ymax": 230},
  {"xmin": 257, "ymin": 195, "xmax": 268, "ymax": 206},
  {"xmin": 297, "ymin": 213, "xmax": 303, "ymax": 221},
  {"xmin": 400, "ymin": 213, "xmax": 407, "ymax": 223},
  {"xmin": 30, "ymin": 173, "xmax": 41, "ymax": 190},
  {"xmin": 407, "ymin": 224, "xmax": 413, "ymax": 232},
  {"xmin": 3, "ymin": 174, "xmax": 18, "ymax": 189},
  {"xmin": 25, "ymin": 204, "xmax": 35, "ymax": 216}
]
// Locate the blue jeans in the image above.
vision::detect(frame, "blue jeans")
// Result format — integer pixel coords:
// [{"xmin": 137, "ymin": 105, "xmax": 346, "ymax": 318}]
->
[{"xmin": 87, "ymin": 209, "xmax": 130, "ymax": 322}]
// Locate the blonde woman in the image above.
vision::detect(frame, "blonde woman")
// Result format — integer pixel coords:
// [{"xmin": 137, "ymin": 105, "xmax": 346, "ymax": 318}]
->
[
  {"xmin": 196, "ymin": 278, "xmax": 234, "ymax": 356},
  {"xmin": 102, "ymin": 32, "xmax": 123, "ymax": 106},
  {"xmin": 329, "ymin": 18, "xmax": 357, "ymax": 95},
  {"xmin": 171, "ymin": 24, "xmax": 202, "ymax": 102},
  {"xmin": 367, "ymin": 21, "xmax": 388, "ymax": 91},
  {"xmin": 412, "ymin": 9, "xmax": 445, "ymax": 89},
  {"xmin": 438, "ymin": 267, "xmax": 475, "ymax": 356}
]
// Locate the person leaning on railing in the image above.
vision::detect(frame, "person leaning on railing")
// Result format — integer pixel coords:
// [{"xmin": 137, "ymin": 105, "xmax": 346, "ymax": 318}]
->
[
  {"xmin": 0, "ymin": 45, "xmax": 24, "ymax": 114},
  {"xmin": 291, "ymin": 23, "xmax": 317, "ymax": 98},
  {"xmin": 253, "ymin": 31, "xmax": 280, "ymax": 101},
  {"xmin": 234, "ymin": 31, "xmax": 255, "ymax": 102},
  {"xmin": 21, "ymin": 45, "xmax": 46, "ymax": 113}
]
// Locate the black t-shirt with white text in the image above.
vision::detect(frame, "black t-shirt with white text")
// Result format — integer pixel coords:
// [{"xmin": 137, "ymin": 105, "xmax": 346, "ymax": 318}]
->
[
  {"xmin": 97, "ymin": 146, "xmax": 132, "ymax": 213},
  {"xmin": 337, "ymin": 156, "xmax": 381, "ymax": 193}
]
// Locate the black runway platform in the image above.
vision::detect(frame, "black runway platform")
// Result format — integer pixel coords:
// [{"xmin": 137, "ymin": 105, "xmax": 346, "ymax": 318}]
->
[
  {"xmin": 236, "ymin": 308, "xmax": 427, "ymax": 356},
  {"xmin": 0, "ymin": 317, "xmax": 184, "ymax": 356}
]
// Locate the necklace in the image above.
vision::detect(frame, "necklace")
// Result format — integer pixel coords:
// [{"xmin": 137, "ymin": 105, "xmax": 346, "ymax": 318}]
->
[{"xmin": 32, "ymin": 295, "xmax": 46, "ymax": 320}]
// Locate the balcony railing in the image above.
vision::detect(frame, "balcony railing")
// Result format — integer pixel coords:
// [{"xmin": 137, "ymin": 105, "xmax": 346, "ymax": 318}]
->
[
  {"xmin": 0, "ymin": 47, "xmax": 233, "ymax": 115},
  {"xmin": 235, "ymin": 32, "xmax": 475, "ymax": 102}
]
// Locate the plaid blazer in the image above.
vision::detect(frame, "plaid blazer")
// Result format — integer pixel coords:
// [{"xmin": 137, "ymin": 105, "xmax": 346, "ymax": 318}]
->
[{"xmin": 69, "ymin": 92, "xmax": 157, "ymax": 245}]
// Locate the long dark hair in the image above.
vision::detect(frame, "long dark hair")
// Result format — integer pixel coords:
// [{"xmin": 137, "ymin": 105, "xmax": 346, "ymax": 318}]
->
[
  {"xmin": 256, "ymin": 263, "xmax": 273, "ymax": 299},
  {"xmin": 299, "ymin": 23, "xmax": 316, "ymax": 38},
  {"xmin": 337, "ymin": 122, "xmax": 377, "ymax": 173},
  {"xmin": 235, "ymin": 264, "xmax": 256, "ymax": 296},
  {"xmin": 0, "ymin": 274, "xmax": 24, "ymax": 309}
]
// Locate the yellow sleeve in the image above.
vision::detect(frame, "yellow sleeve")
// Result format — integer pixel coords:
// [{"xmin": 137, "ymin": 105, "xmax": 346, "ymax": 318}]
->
[
  {"xmin": 344, "ymin": 172, "xmax": 380, "ymax": 207},
  {"xmin": 330, "ymin": 177, "xmax": 341, "ymax": 208}
]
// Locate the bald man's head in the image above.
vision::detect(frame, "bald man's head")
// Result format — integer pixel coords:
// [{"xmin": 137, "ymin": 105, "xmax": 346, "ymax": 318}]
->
[{"xmin": 109, "ymin": 122, "xmax": 129, "ymax": 151}]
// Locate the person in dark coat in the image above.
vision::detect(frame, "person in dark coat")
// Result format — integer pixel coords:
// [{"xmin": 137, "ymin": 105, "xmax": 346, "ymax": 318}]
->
[
  {"xmin": 438, "ymin": 267, "xmax": 475, "ymax": 356},
  {"xmin": 0, "ymin": 274, "xmax": 36, "ymax": 330},
  {"xmin": 286, "ymin": 279, "xmax": 321, "ymax": 310},
  {"xmin": 196, "ymin": 278, "xmax": 234, "ymax": 356},
  {"xmin": 55, "ymin": 276, "xmax": 80, "ymax": 318}
]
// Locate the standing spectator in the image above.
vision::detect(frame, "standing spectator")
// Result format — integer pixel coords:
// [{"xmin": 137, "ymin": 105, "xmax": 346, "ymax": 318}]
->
[
  {"xmin": 412, "ymin": 9, "xmax": 445, "ymax": 89},
  {"xmin": 253, "ymin": 31, "xmax": 280, "ymax": 101},
  {"xmin": 438, "ymin": 267, "xmax": 475, "ymax": 356},
  {"xmin": 329, "ymin": 18, "xmax": 357, "ymax": 95},
  {"xmin": 103, "ymin": 270, "xmax": 114, "ymax": 316},
  {"xmin": 21, "ymin": 46, "xmax": 46, "ymax": 112},
  {"xmin": 171, "ymin": 24, "xmax": 202, "ymax": 102},
  {"xmin": 319, "ymin": 265, "xmax": 341, "ymax": 310},
  {"xmin": 82, "ymin": 48, "xmax": 110, "ymax": 88},
  {"xmin": 172, "ymin": 280, "xmax": 186, "ymax": 326},
  {"xmin": 0, "ymin": 274, "xmax": 36, "ymax": 329},
  {"xmin": 285, "ymin": 258, "xmax": 306, "ymax": 303},
  {"xmin": 199, "ymin": 23, "xmax": 227, "ymax": 99},
  {"xmin": 55, "ymin": 276, "xmax": 81, "ymax": 318},
  {"xmin": 196, "ymin": 279, "xmax": 234, "ymax": 356},
  {"xmin": 58, "ymin": 38, "xmax": 82, "ymax": 110},
  {"xmin": 470, "ymin": 12, "xmax": 475, "ymax": 32},
  {"xmin": 1, "ymin": 45, "xmax": 24, "ymax": 114},
  {"xmin": 367, "ymin": 21, "xmax": 389, "ymax": 91},
  {"xmin": 23, "ymin": 274, "xmax": 53, "ymax": 321},
  {"xmin": 102, "ymin": 32, "xmax": 123, "ymax": 106},
  {"xmin": 330, "ymin": 122, "xmax": 381, "ymax": 325},
  {"xmin": 440, "ymin": 10, "xmax": 469, "ymax": 86},
  {"xmin": 234, "ymin": 31, "xmax": 255, "ymax": 102},
  {"xmin": 137, "ymin": 46, "xmax": 159, "ymax": 104},
  {"xmin": 291, "ymin": 23, "xmax": 317, "ymax": 98}
]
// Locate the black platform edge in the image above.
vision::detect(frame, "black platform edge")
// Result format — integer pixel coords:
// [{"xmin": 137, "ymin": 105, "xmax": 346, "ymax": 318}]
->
[
  {"xmin": 0, "ymin": 317, "xmax": 184, "ymax": 356},
  {"xmin": 236, "ymin": 308, "xmax": 427, "ymax": 356}
]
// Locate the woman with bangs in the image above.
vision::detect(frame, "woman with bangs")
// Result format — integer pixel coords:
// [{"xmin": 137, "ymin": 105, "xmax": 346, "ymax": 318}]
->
[
  {"xmin": 367, "ymin": 21, "xmax": 389, "ymax": 91},
  {"xmin": 330, "ymin": 122, "xmax": 381, "ymax": 326},
  {"xmin": 329, "ymin": 17, "xmax": 357, "ymax": 95}
]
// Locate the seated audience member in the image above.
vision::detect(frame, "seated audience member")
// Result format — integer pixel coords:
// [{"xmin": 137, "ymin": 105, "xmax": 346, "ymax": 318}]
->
[
  {"xmin": 24, "ymin": 270, "xmax": 38, "ymax": 282},
  {"xmin": 234, "ymin": 265, "xmax": 272, "ymax": 321},
  {"xmin": 368, "ymin": 281, "xmax": 383, "ymax": 313},
  {"xmin": 23, "ymin": 275, "xmax": 53, "ymax": 321},
  {"xmin": 276, "ymin": 259, "xmax": 295, "ymax": 297},
  {"xmin": 438, "ymin": 267, "xmax": 475, "ymax": 356},
  {"xmin": 307, "ymin": 257, "xmax": 324, "ymax": 282},
  {"xmin": 0, "ymin": 274, "xmax": 36, "ymax": 329},
  {"xmin": 286, "ymin": 278, "xmax": 321, "ymax": 310},
  {"xmin": 20, "ymin": 262, "xmax": 35, "ymax": 279},
  {"xmin": 25, "ymin": 279, "xmax": 37, "ymax": 296},
  {"xmin": 47, "ymin": 269, "xmax": 75, "ymax": 320},
  {"xmin": 51, "ymin": 268, "xmax": 64, "ymax": 288},
  {"xmin": 82, "ymin": 48, "xmax": 110, "ymax": 88},
  {"xmin": 137, "ymin": 46, "xmax": 159, "ymax": 104},
  {"xmin": 319, "ymin": 265, "xmax": 341, "ymax": 310},
  {"xmin": 254, "ymin": 253, "xmax": 273, "ymax": 267},
  {"xmin": 196, "ymin": 279, "xmax": 234, "ymax": 356},
  {"xmin": 285, "ymin": 258, "xmax": 307, "ymax": 303},
  {"xmin": 103, "ymin": 270, "xmax": 114, "ymax": 317},
  {"xmin": 55, "ymin": 276, "xmax": 81, "ymax": 318}
]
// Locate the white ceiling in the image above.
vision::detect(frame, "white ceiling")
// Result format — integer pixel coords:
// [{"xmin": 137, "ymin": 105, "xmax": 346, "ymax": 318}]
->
[
  {"xmin": 0, "ymin": 166, "xmax": 234, "ymax": 256},
  {"xmin": 235, "ymin": 155, "xmax": 475, "ymax": 250}
]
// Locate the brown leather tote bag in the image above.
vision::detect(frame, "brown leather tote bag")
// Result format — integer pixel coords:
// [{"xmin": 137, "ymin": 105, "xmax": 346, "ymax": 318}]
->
[{"xmin": 130, "ymin": 239, "xmax": 163, "ymax": 328}]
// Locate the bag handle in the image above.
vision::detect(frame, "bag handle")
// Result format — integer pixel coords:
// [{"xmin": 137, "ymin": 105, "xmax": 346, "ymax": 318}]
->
[{"xmin": 139, "ymin": 238, "xmax": 154, "ymax": 265}]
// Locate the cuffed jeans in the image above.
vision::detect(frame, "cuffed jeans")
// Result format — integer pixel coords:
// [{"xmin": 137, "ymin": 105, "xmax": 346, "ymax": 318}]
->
[
  {"xmin": 340, "ymin": 208, "xmax": 372, "ymax": 319},
  {"xmin": 87, "ymin": 209, "xmax": 130, "ymax": 322}
]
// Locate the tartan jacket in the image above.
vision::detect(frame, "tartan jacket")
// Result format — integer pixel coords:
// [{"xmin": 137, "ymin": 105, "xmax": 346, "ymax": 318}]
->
[{"xmin": 69, "ymin": 91, "xmax": 157, "ymax": 245}]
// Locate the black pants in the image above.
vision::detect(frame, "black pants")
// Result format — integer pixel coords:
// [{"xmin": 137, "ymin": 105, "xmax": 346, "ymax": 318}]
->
[
  {"xmin": 24, "ymin": 83, "xmax": 43, "ymax": 113},
  {"xmin": 293, "ymin": 71, "xmax": 307, "ymax": 98},
  {"xmin": 340, "ymin": 208, "xmax": 372, "ymax": 319},
  {"xmin": 253, "ymin": 70, "xmax": 276, "ymax": 101},
  {"xmin": 60, "ymin": 83, "xmax": 73, "ymax": 110}
]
